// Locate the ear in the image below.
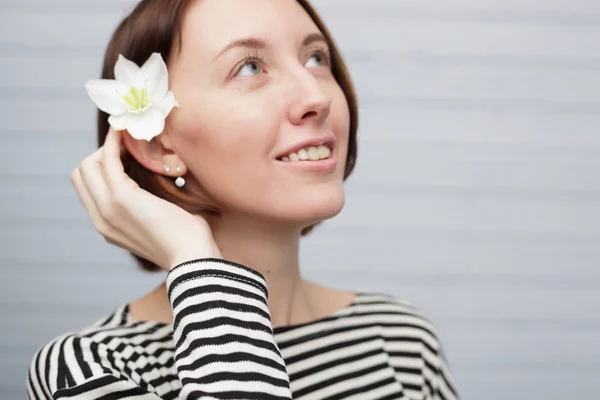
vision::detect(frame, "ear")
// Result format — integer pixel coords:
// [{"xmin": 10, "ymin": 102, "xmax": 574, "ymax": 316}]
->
[{"xmin": 121, "ymin": 128, "xmax": 188, "ymax": 177}]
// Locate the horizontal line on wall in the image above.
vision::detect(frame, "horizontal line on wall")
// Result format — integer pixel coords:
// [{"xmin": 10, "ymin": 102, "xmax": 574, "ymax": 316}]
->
[
  {"xmin": 1, "ymin": 302, "xmax": 127, "ymax": 314},
  {"xmin": 4, "ymin": 301, "xmax": 600, "ymax": 331},
  {"xmin": 364, "ymin": 96, "xmax": 600, "ymax": 114},
  {"xmin": 3, "ymin": 173, "xmax": 600, "ymax": 203},
  {"xmin": 453, "ymin": 360, "xmax": 600, "ymax": 372},
  {"xmin": 5, "ymin": 128, "xmax": 600, "ymax": 151},
  {"xmin": 325, "ymin": 7, "xmax": 600, "ymax": 27},
  {"xmin": 3, "ymin": 87, "xmax": 600, "ymax": 115},
  {"xmin": 1, "ymin": 259, "xmax": 133, "ymax": 270},
  {"xmin": 346, "ymin": 184, "xmax": 600, "ymax": 203},
  {"xmin": 346, "ymin": 51, "xmax": 600, "ymax": 70},
  {"xmin": 2, "ymin": 217, "xmax": 600, "ymax": 244},
  {"xmin": 328, "ymin": 270, "xmax": 600, "ymax": 291},
  {"xmin": 3, "ymin": 4, "xmax": 600, "ymax": 27},
  {"xmin": 0, "ymin": 44, "xmax": 106, "ymax": 57},
  {"xmin": 0, "ymin": 129, "xmax": 94, "ymax": 135},
  {"xmin": 5, "ymin": 129, "xmax": 600, "ymax": 151},
  {"xmin": 2, "ymin": 45, "xmax": 600, "ymax": 71},
  {"xmin": 312, "ymin": 226, "xmax": 600, "ymax": 246},
  {"xmin": 439, "ymin": 316, "xmax": 600, "ymax": 331},
  {"xmin": 6, "ymin": 261, "xmax": 600, "ymax": 290}
]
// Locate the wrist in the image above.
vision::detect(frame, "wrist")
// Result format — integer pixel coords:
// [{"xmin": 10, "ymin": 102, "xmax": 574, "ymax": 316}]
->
[
  {"xmin": 166, "ymin": 257, "xmax": 268, "ymax": 299},
  {"xmin": 167, "ymin": 245, "xmax": 223, "ymax": 272}
]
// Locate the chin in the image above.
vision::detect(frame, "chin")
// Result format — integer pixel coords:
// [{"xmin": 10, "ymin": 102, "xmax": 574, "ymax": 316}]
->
[{"xmin": 282, "ymin": 185, "xmax": 346, "ymax": 227}]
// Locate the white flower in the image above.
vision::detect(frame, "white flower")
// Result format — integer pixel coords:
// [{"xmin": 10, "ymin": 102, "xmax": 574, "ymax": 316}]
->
[{"xmin": 85, "ymin": 53, "xmax": 178, "ymax": 142}]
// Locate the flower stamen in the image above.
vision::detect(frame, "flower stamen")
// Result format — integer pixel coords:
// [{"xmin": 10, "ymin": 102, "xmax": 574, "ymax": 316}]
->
[{"xmin": 124, "ymin": 87, "xmax": 152, "ymax": 114}]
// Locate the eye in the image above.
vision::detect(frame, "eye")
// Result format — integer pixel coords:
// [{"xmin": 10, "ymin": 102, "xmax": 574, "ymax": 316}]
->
[
  {"xmin": 234, "ymin": 51, "xmax": 266, "ymax": 78},
  {"xmin": 305, "ymin": 51, "xmax": 329, "ymax": 68},
  {"xmin": 237, "ymin": 60, "xmax": 263, "ymax": 77}
]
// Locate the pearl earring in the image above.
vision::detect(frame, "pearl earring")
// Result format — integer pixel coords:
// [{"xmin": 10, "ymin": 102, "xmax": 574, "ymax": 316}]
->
[
  {"xmin": 175, "ymin": 166, "xmax": 185, "ymax": 188},
  {"xmin": 164, "ymin": 165, "xmax": 185, "ymax": 188}
]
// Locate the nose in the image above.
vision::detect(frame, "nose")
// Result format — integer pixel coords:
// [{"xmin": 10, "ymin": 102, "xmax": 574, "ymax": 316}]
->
[{"xmin": 286, "ymin": 67, "xmax": 332, "ymax": 126}]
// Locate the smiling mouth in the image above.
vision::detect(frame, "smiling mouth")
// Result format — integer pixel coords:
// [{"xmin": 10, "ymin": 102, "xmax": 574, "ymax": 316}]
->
[{"xmin": 276, "ymin": 144, "xmax": 332, "ymax": 162}]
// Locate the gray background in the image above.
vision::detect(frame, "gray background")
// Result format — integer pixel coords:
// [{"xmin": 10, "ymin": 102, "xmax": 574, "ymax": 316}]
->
[{"xmin": 1, "ymin": 0, "xmax": 600, "ymax": 399}]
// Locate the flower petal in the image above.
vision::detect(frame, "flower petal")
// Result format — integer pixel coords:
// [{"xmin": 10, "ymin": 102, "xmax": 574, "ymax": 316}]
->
[
  {"xmin": 114, "ymin": 54, "xmax": 140, "ymax": 87},
  {"xmin": 153, "ymin": 91, "xmax": 179, "ymax": 116},
  {"xmin": 108, "ymin": 113, "xmax": 130, "ymax": 131},
  {"xmin": 126, "ymin": 108, "xmax": 166, "ymax": 142},
  {"xmin": 139, "ymin": 53, "xmax": 169, "ymax": 101},
  {"xmin": 85, "ymin": 79, "xmax": 128, "ymax": 115}
]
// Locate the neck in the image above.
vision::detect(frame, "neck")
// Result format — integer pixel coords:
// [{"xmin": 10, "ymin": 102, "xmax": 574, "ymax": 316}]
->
[
  {"xmin": 131, "ymin": 215, "xmax": 356, "ymax": 328},
  {"xmin": 208, "ymin": 214, "xmax": 314, "ymax": 327}
]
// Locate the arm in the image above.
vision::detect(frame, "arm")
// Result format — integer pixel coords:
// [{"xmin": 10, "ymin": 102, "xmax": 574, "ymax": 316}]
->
[
  {"xmin": 167, "ymin": 258, "xmax": 291, "ymax": 399},
  {"xmin": 27, "ymin": 258, "xmax": 292, "ymax": 400}
]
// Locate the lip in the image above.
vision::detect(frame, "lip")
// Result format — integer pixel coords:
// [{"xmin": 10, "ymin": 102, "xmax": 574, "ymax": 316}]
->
[
  {"xmin": 275, "ymin": 136, "xmax": 336, "ymax": 160},
  {"xmin": 278, "ymin": 152, "xmax": 338, "ymax": 173}
]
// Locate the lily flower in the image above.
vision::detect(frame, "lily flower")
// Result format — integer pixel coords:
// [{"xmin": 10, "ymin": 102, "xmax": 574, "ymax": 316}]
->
[{"xmin": 85, "ymin": 53, "xmax": 178, "ymax": 142}]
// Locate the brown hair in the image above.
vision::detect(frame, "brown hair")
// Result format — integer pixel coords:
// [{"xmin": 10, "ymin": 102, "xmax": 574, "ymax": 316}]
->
[{"xmin": 97, "ymin": 0, "xmax": 359, "ymax": 272}]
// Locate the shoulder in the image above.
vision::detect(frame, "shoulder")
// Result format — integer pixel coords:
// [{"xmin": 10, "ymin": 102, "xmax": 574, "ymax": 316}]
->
[
  {"xmin": 26, "ymin": 305, "xmax": 134, "ymax": 397},
  {"xmin": 351, "ymin": 293, "xmax": 441, "ymax": 332},
  {"xmin": 350, "ymin": 292, "xmax": 447, "ymax": 353},
  {"xmin": 351, "ymin": 293, "xmax": 459, "ymax": 398}
]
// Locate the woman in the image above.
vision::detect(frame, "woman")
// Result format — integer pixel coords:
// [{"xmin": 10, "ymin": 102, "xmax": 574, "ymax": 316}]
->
[{"xmin": 27, "ymin": 0, "xmax": 459, "ymax": 399}]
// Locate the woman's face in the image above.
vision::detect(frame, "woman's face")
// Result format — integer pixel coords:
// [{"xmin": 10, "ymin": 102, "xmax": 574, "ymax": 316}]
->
[{"xmin": 167, "ymin": 0, "xmax": 350, "ymax": 229}]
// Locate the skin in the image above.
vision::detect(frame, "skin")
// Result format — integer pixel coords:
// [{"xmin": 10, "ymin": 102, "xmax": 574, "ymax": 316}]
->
[{"xmin": 74, "ymin": 0, "xmax": 355, "ymax": 328}]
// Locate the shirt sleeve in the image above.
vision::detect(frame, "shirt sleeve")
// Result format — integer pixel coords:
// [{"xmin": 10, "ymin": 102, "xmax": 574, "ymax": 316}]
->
[
  {"xmin": 26, "ymin": 258, "xmax": 292, "ymax": 400},
  {"xmin": 166, "ymin": 258, "xmax": 292, "ymax": 399}
]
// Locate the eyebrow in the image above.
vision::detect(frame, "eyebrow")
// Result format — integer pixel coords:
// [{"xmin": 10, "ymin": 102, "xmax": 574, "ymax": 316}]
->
[{"xmin": 213, "ymin": 32, "xmax": 327, "ymax": 61}]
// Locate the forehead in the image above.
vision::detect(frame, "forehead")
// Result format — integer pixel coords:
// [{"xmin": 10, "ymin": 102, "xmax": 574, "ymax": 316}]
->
[{"xmin": 180, "ymin": 0, "xmax": 321, "ymax": 57}]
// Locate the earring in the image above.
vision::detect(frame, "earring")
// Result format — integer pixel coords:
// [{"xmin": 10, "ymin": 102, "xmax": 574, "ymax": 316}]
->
[
  {"xmin": 175, "ymin": 166, "xmax": 185, "ymax": 188},
  {"xmin": 163, "ymin": 165, "xmax": 171, "ymax": 173}
]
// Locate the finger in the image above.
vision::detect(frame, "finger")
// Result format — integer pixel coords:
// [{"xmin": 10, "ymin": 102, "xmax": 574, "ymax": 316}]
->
[
  {"xmin": 72, "ymin": 165, "xmax": 114, "ymax": 237},
  {"xmin": 79, "ymin": 148, "xmax": 111, "ymax": 213},
  {"xmin": 104, "ymin": 128, "xmax": 126, "ymax": 176},
  {"xmin": 72, "ymin": 165, "xmax": 152, "ymax": 260},
  {"xmin": 118, "ymin": 130, "xmax": 128, "ymax": 157},
  {"xmin": 82, "ymin": 143, "xmax": 153, "ymax": 260},
  {"xmin": 103, "ymin": 129, "xmax": 139, "ymax": 195},
  {"xmin": 71, "ymin": 166, "xmax": 103, "ymax": 227}
]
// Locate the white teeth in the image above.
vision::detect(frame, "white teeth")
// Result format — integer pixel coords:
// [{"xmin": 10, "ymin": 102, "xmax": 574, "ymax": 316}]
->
[
  {"xmin": 317, "ymin": 145, "xmax": 331, "ymax": 159},
  {"xmin": 298, "ymin": 149, "xmax": 309, "ymax": 161},
  {"xmin": 281, "ymin": 144, "xmax": 332, "ymax": 162}
]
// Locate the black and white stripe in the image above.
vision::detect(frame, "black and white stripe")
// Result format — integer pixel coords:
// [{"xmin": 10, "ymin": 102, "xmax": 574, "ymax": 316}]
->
[{"xmin": 27, "ymin": 258, "xmax": 459, "ymax": 399}]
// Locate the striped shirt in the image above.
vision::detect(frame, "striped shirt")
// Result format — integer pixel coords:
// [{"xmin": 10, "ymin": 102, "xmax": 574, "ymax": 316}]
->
[{"xmin": 27, "ymin": 258, "xmax": 459, "ymax": 400}]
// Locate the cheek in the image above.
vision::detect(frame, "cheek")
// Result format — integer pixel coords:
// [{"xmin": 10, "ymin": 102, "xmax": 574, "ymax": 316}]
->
[
  {"xmin": 174, "ymin": 98, "xmax": 267, "ymax": 150},
  {"xmin": 330, "ymin": 90, "xmax": 351, "ymax": 169},
  {"xmin": 169, "ymin": 96, "xmax": 279, "ymax": 203}
]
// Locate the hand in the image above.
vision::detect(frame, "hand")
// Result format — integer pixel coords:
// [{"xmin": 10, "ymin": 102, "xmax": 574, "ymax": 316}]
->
[{"xmin": 70, "ymin": 128, "xmax": 222, "ymax": 271}]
